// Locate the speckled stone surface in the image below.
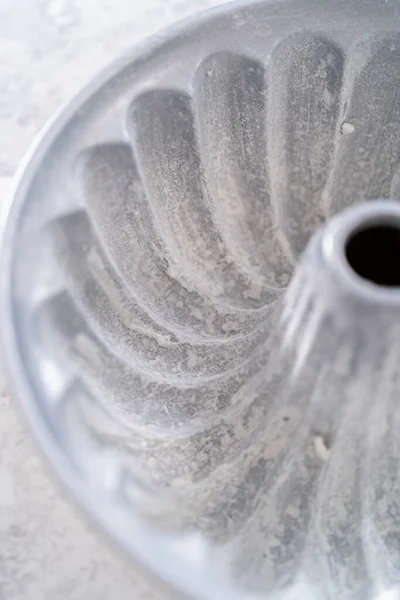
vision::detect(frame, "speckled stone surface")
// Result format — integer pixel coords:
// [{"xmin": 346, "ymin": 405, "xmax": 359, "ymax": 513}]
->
[{"xmin": 0, "ymin": 1, "xmax": 227, "ymax": 598}]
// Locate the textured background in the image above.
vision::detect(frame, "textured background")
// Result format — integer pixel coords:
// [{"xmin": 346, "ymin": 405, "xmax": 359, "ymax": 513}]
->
[{"xmin": 0, "ymin": 1, "xmax": 227, "ymax": 598}]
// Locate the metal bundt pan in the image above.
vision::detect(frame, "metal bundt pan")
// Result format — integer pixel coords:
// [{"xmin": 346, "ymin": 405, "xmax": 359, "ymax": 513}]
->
[{"xmin": 3, "ymin": 0, "xmax": 400, "ymax": 598}]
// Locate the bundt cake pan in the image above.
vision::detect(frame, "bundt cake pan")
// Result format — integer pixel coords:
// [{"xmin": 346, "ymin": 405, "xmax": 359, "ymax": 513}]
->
[{"xmin": 3, "ymin": 0, "xmax": 400, "ymax": 598}]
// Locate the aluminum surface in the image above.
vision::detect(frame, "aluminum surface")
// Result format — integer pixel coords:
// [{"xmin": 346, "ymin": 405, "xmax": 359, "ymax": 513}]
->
[{"xmin": 3, "ymin": 1, "xmax": 400, "ymax": 598}]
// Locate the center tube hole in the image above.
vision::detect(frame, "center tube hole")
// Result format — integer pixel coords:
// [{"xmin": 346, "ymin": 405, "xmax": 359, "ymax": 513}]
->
[{"xmin": 345, "ymin": 223, "xmax": 400, "ymax": 287}]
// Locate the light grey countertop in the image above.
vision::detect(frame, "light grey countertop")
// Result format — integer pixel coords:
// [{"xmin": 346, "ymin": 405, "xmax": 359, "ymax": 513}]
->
[{"xmin": 0, "ymin": 1, "xmax": 227, "ymax": 598}]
